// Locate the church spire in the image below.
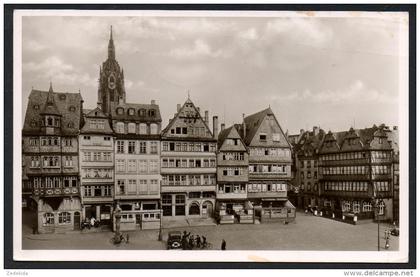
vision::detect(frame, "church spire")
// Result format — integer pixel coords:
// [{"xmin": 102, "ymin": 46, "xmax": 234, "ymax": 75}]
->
[{"xmin": 108, "ymin": 25, "xmax": 115, "ymax": 60}]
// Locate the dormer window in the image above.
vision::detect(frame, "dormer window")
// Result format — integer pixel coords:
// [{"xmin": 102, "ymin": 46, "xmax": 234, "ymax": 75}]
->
[
  {"xmin": 148, "ymin": 109, "xmax": 155, "ymax": 117},
  {"xmin": 59, "ymin": 95, "xmax": 66, "ymax": 100},
  {"xmin": 54, "ymin": 118, "xmax": 60, "ymax": 127},
  {"xmin": 33, "ymin": 105, "xmax": 40, "ymax": 110},
  {"xmin": 128, "ymin": 109, "xmax": 135, "ymax": 116},
  {"xmin": 139, "ymin": 109, "xmax": 146, "ymax": 117},
  {"xmin": 379, "ymin": 137, "xmax": 383, "ymax": 144},
  {"xmin": 69, "ymin": 106, "xmax": 76, "ymax": 112}
]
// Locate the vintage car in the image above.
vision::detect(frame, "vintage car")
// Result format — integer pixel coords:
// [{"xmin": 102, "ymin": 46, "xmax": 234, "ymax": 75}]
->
[{"xmin": 167, "ymin": 231, "xmax": 182, "ymax": 250}]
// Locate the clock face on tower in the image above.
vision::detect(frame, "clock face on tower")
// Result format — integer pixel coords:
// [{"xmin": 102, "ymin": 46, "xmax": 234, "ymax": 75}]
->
[{"xmin": 108, "ymin": 74, "xmax": 116, "ymax": 90}]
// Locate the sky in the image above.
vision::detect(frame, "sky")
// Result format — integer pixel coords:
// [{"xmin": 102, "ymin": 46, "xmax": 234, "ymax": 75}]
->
[{"xmin": 21, "ymin": 12, "xmax": 407, "ymax": 134}]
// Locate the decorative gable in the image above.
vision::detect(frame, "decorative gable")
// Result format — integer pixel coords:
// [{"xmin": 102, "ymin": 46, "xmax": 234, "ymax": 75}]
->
[
  {"xmin": 319, "ymin": 132, "xmax": 340, "ymax": 153},
  {"xmin": 162, "ymin": 98, "xmax": 213, "ymax": 139}
]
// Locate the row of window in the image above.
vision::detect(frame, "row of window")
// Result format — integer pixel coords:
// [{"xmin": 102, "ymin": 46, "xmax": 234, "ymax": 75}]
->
[
  {"xmin": 115, "ymin": 159, "xmax": 159, "ymax": 173},
  {"xmin": 374, "ymin": 181, "xmax": 390, "ymax": 192},
  {"xmin": 218, "ymin": 184, "xmax": 246, "ymax": 194},
  {"xmin": 116, "ymin": 141, "xmax": 158, "ymax": 154},
  {"xmin": 321, "ymin": 166, "xmax": 368, "ymax": 175},
  {"xmin": 169, "ymin": 126, "xmax": 210, "ymax": 137},
  {"xmin": 89, "ymin": 119, "xmax": 106, "ymax": 130},
  {"xmin": 248, "ymin": 164, "xmax": 288, "ymax": 174},
  {"xmin": 114, "ymin": 122, "xmax": 159, "ymax": 135},
  {"xmin": 249, "ymin": 147, "xmax": 290, "ymax": 157},
  {"xmin": 247, "ymin": 183, "xmax": 287, "ymax": 193},
  {"xmin": 115, "ymin": 107, "xmax": 156, "ymax": 117},
  {"xmin": 82, "ymin": 168, "xmax": 113, "ymax": 179},
  {"xmin": 30, "ymin": 156, "xmax": 73, "ymax": 168},
  {"xmin": 32, "ymin": 177, "xmax": 78, "ymax": 189},
  {"xmin": 82, "ymin": 136, "xmax": 111, "ymax": 142},
  {"xmin": 161, "ymin": 174, "xmax": 216, "ymax": 186},
  {"xmin": 83, "ymin": 151, "xmax": 112, "ymax": 162},
  {"xmin": 162, "ymin": 158, "xmax": 216, "ymax": 168},
  {"xmin": 221, "ymin": 167, "xmax": 245, "ymax": 176},
  {"xmin": 371, "ymin": 165, "xmax": 391, "ymax": 175},
  {"xmin": 162, "ymin": 142, "xmax": 216, "ymax": 153},
  {"xmin": 83, "ymin": 185, "xmax": 113, "ymax": 197},
  {"xmin": 323, "ymin": 181, "xmax": 369, "ymax": 192},
  {"xmin": 320, "ymin": 152, "xmax": 367, "ymax": 161},
  {"xmin": 300, "ymin": 160, "xmax": 318, "ymax": 168},
  {"xmin": 42, "ymin": 212, "xmax": 72, "ymax": 226},
  {"xmin": 28, "ymin": 137, "xmax": 74, "ymax": 147},
  {"xmin": 221, "ymin": 152, "xmax": 245, "ymax": 161},
  {"xmin": 300, "ymin": 170, "xmax": 318, "ymax": 179},
  {"xmin": 116, "ymin": 179, "xmax": 159, "ymax": 195}
]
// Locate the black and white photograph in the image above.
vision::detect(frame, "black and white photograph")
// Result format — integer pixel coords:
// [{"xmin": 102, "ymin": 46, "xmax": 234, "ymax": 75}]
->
[{"xmin": 7, "ymin": 6, "xmax": 413, "ymax": 266}]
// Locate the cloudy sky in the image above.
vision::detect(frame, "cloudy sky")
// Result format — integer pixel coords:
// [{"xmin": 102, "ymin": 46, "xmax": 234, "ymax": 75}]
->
[{"xmin": 21, "ymin": 12, "xmax": 407, "ymax": 134}]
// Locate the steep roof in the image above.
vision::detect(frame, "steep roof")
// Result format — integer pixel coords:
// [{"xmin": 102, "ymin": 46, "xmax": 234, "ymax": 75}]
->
[
  {"xmin": 217, "ymin": 126, "xmax": 233, "ymax": 149},
  {"xmin": 236, "ymin": 107, "xmax": 290, "ymax": 147},
  {"xmin": 23, "ymin": 88, "xmax": 83, "ymax": 136},
  {"xmin": 110, "ymin": 102, "xmax": 161, "ymax": 122},
  {"xmin": 161, "ymin": 97, "xmax": 213, "ymax": 139}
]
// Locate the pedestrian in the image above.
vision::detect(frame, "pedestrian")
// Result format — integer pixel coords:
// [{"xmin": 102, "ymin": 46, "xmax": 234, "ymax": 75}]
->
[
  {"xmin": 90, "ymin": 216, "xmax": 96, "ymax": 227},
  {"xmin": 126, "ymin": 233, "xmax": 129, "ymax": 244},
  {"xmin": 196, "ymin": 235, "xmax": 201, "ymax": 248},
  {"xmin": 32, "ymin": 222, "xmax": 37, "ymax": 235},
  {"xmin": 188, "ymin": 236, "xmax": 194, "ymax": 249},
  {"xmin": 221, "ymin": 239, "xmax": 226, "ymax": 250},
  {"xmin": 202, "ymin": 235, "xmax": 207, "ymax": 248}
]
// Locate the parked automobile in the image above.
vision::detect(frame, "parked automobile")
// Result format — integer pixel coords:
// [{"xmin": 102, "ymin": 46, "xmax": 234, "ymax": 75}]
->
[
  {"xmin": 167, "ymin": 231, "xmax": 182, "ymax": 250},
  {"xmin": 391, "ymin": 227, "xmax": 399, "ymax": 237}
]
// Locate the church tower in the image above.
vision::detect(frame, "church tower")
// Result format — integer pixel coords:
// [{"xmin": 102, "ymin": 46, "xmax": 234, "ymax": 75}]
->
[{"xmin": 97, "ymin": 26, "xmax": 126, "ymax": 115}]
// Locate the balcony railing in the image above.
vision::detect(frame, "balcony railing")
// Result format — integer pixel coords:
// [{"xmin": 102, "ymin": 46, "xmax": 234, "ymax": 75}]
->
[{"xmin": 33, "ymin": 187, "xmax": 79, "ymax": 197}]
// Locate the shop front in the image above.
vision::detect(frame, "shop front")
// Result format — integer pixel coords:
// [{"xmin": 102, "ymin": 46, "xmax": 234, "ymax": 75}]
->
[
  {"xmin": 82, "ymin": 203, "xmax": 113, "ymax": 226},
  {"xmin": 113, "ymin": 200, "xmax": 161, "ymax": 231}
]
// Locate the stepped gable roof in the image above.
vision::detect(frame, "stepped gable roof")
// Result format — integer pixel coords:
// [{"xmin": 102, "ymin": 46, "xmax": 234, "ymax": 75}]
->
[
  {"xmin": 110, "ymin": 102, "xmax": 161, "ymax": 122},
  {"xmin": 161, "ymin": 97, "xmax": 213, "ymax": 137},
  {"xmin": 80, "ymin": 107, "xmax": 114, "ymax": 135},
  {"xmin": 23, "ymin": 88, "xmax": 83, "ymax": 136},
  {"xmin": 295, "ymin": 128, "xmax": 326, "ymax": 155}
]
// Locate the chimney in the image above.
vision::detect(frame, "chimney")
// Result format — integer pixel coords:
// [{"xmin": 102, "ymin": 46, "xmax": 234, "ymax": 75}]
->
[
  {"xmin": 300, "ymin": 129, "xmax": 305, "ymax": 135},
  {"xmin": 151, "ymin": 100, "xmax": 156, "ymax": 105},
  {"xmin": 213, "ymin": 116, "xmax": 219, "ymax": 139},
  {"xmin": 221, "ymin": 123, "xmax": 225, "ymax": 132},
  {"xmin": 242, "ymin": 113, "xmax": 246, "ymax": 138},
  {"xmin": 393, "ymin": 126, "xmax": 398, "ymax": 130},
  {"xmin": 205, "ymin": 110, "xmax": 209, "ymax": 125},
  {"xmin": 313, "ymin": 126, "xmax": 319, "ymax": 136},
  {"xmin": 177, "ymin": 104, "xmax": 181, "ymax": 112}
]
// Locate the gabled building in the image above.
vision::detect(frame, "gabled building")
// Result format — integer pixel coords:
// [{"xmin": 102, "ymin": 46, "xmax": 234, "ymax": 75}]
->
[
  {"xmin": 22, "ymin": 84, "xmax": 83, "ymax": 233},
  {"xmin": 293, "ymin": 127, "xmax": 325, "ymax": 209},
  {"xmin": 236, "ymin": 108, "xmax": 295, "ymax": 223},
  {"xmin": 160, "ymin": 98, "xmax": 218, "ymax": 219},
  {"xmin": 216, "ymin": 124, "xmax": 252, "ymax": 224},
  {"xmin": 79, "ymin": 107, "xmax": 115, "ymax": 226},
  {"xmin": 318, "ymin": 125, "xmax": 394, "ymax": 222}
]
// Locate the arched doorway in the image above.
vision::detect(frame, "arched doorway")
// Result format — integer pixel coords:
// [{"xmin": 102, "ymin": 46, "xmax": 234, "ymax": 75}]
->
[
  {"xmin": 202, "ymin": 201, "xmax": 213, "ymax": 218},
  {"xmin": 74, "ymin": 212, "xmax": 80, "ymax": 230},
  {"xmin": 189, "ymin": 202, "xmax": 200, "ymax": 216}
]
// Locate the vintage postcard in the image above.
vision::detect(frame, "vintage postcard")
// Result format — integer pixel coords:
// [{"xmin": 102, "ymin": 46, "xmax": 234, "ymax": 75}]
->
[{"xmin": 11, "ymin": 8, "xmax": 410, "ymax": 264}]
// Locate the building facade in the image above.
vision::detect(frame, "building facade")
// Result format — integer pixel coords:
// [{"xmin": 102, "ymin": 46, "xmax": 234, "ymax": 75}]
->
[
  {"xmin": 111, "ymin": 101, "xmax": 162, "ymax": 231},
  {"xmin": 79, "ymin": 107, "xmax": 115, "ymax": 226},
  {"xmin": 22, "ymin": 84, "xmax": 83, "ymax": 233},
  {"xmin": 216, "ymin": 124, "xmax": 252, "ymax": 224},
  {"xmin": 293, "ymin": 127, "xmax": 325, "ymax": 210},
  {"xmin": 318, "ymin": 125, "xmax": 394, "ymax": 222},
  {"xmin": 236, "ymin": 108, "xmax": 296, "ymax": 223},
  {"xmin": 160, "ymin": 98, "xmax": 218, "ymax": 219}
]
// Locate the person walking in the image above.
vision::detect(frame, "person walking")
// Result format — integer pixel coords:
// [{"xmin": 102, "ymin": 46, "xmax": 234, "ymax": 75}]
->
[{"xmin": 221, "ymin": 239, "xmax": 226, "ymax": 250}]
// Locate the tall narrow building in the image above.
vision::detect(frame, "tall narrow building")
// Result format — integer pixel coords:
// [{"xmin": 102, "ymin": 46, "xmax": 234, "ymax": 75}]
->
[
  {"xmin": 236, "ymin": 108, "xmax": 295, "ymax": 223},
  {"xmin": 79, "ymin": 107, "xmax": 115, "ymax": 227},
  {"xmin": 97, "ymin": 26, "xmax": 126, "ymax": 115},
  {"xmin": 22, "ymin": 84, "xmax": 83, "ymax": 233},
  {"xmin": 160, "ymin": 98, "xmax": 218, "ymax": 220}
]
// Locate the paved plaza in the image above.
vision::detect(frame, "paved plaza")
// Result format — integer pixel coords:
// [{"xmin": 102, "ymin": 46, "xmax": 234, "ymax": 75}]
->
[{"xmin": 22, "ymin": 211, "xmax": 399, "ymax": 251}]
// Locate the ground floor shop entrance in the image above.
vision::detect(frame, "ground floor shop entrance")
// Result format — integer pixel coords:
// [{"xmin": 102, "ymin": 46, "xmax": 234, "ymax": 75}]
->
[
  {"xmin": 161, "ymin": 193, "xmax": 215, "ymax": 219},
  {"xmin": 82, "ymin": 204, "xmax": 113, "ymax": 226}
]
